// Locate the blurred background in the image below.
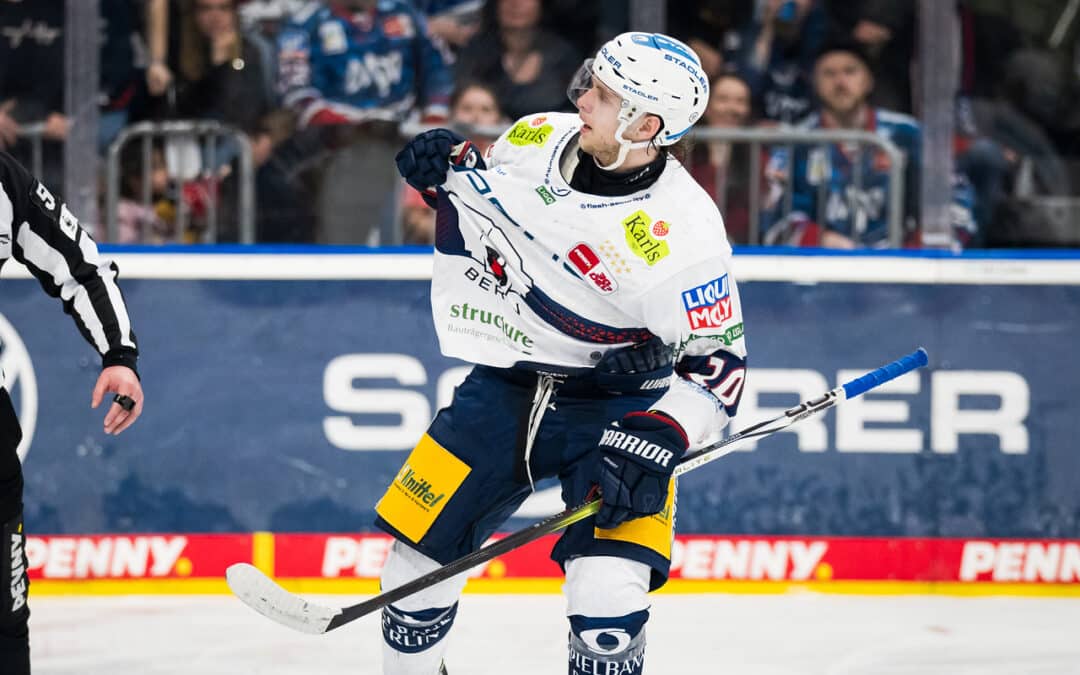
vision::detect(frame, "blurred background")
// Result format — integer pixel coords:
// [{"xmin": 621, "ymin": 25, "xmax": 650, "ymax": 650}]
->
[
  {"xmin": 3, "ymin": 0, "xmax": 1079, "ymax": 249},
  {"xmin": 3, "ymin": 3, "xmax": 1080, "ymax": 659}
]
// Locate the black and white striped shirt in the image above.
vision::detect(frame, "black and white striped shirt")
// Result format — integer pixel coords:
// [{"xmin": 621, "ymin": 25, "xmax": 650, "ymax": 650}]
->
[{"xmin": 0, "ymin": 151, "xmax": 138, "ymax": 389}]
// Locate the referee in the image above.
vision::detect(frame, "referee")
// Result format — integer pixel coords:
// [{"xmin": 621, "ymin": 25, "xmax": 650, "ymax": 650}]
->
[{"xmin": 0, "ymin": 150, "xmax": 144, "ymax": 673}]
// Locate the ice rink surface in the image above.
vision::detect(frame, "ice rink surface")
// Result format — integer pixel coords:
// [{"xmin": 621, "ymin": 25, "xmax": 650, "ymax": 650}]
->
[{"xmin": 30, "ymin": 592, "xmax": 1080, "ymax": 674}]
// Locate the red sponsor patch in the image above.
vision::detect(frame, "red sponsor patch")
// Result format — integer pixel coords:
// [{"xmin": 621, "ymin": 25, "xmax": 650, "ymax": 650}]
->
[
  {"xmin": 530, "ymin": 115, "xmax": 547, "ymax": 127},
  {"xmin": 652, "ymin": 220, "xmax": 670, "ymax": 237},
  {"xmin": 567, "ymin": 243, "xmax": 618, "ymax": 295}
]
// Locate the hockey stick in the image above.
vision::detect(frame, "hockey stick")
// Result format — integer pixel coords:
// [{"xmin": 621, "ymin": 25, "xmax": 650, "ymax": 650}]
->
[{"xmin": 226, "ymin": 347, "xmax": 928, "ymax": 635}]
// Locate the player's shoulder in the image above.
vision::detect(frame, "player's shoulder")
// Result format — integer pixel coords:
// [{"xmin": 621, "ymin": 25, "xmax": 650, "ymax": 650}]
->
[
  {"xmin": 500, "ymin": 112, "xmax": 577, "ymax": 148},
  {"xmin": 486, "ymin": 112, "xmax": 577, "ymax": 166},
  {"xmin": 613, "ymin": 164, "xmax": 730, "ymax": 276},
  {"xmin": 656, "ymin": 160, "xmax": 728, "ymax": 234}
]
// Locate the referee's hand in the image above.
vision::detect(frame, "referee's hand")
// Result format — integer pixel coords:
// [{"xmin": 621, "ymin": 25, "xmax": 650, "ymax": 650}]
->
[{"xmin": 91, "ymin": 366, "xmax": 144, "ymax": 435}]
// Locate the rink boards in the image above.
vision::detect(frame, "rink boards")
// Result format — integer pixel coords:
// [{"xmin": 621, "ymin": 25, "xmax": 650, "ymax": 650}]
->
[
  {"xmin": 2, "ymin": 247, "xmax": 1079, "ymax": 596},
  {"xmin": 23, "ymin": 531, "xmax": 1080, "ymax": 596}
]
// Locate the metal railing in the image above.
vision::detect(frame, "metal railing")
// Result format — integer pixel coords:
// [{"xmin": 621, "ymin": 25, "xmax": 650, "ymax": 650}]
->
[
  {"xmin": 395, "ymin": 122, "xmax": 907, "ymax": 247},
  {"xmin": 689, "ymin": 127, "xmax": 907, "ymax": 246},
  {"xmin": 105, "ymin": 120, "xmax": 256, "ymax": 244},
  {"xmin": 15, "ymin": 122, "xmax": 46, "ymax": 179}
]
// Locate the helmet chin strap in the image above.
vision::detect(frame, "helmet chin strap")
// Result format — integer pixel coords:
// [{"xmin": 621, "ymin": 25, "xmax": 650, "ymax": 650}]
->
[{"xmin": 595, "ymin": 111, "xmax": 654, "ymax": 171}]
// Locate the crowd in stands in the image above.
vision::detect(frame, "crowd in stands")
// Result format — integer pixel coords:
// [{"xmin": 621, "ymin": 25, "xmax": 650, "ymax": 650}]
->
[{"xmin": 1, "ymin": 0, "xmax": 1078, "ymax": 248}]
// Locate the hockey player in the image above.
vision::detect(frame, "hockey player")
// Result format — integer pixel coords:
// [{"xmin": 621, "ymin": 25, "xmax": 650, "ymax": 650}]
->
[
  {"xmin": 0, "ymin": 152, "xmax": 143, "ymax": 674},
  {"xmin": 382, "ymin": 32, "xmax": 747, "ymax": 674}
]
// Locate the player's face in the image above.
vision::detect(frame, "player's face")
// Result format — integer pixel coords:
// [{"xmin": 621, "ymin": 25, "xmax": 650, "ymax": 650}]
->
[
  {"xmin": 814, "ymin": 52, "xmax": 873, "ymax": 117},
  {"xmin": 575, "ymin": 76, "xmax": 624, "ymax": 164}
]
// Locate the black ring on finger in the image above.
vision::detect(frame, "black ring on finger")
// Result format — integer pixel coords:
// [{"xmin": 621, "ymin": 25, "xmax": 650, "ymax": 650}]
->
[{"xmin": 113, "ymin": 394, "xmax": 136, "ymax": 412}]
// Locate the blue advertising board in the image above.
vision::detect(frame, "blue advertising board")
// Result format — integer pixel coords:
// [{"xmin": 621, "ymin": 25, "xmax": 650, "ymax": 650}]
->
[{"xmin": 2, "ymin": 250, "xmax": 1078, "ymax": 538}]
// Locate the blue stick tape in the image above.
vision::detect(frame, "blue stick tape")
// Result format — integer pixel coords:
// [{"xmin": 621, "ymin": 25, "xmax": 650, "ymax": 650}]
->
[{"xmin": 841, "ymin": 347, "xmax": 929, "ymax": 399}]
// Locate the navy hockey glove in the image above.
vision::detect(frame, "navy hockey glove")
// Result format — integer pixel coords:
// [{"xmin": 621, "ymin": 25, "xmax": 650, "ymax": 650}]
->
[
  {"xmin": 595, "ymin": 411, "xmax": 689, "ymax": 530},
  {"xmin": 395, "ymin": 128, "xmax": 486, "ymax": 206},
  {"xmin": 594, "ymin": 336, "xmax": 674, "ymax": 394}
]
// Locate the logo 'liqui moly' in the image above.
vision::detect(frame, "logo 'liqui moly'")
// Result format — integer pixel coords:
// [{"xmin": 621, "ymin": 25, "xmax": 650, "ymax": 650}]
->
[{"xmin": 681, "ymin": 275, "xmax": 732, "ymax": 330}]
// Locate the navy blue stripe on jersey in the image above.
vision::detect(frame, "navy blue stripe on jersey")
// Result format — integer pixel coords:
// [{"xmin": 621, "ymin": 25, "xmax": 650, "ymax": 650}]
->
[
  {"xmin": 525, "ymin": 285, "xmax": 654, "ymax": 345},
  {"xmin": 434, "ymin": 188, "xmax": 468, "ymax": 255}
]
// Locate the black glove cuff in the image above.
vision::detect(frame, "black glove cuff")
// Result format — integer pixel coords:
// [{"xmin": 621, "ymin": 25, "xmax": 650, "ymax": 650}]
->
[{"xmin": 102, "ymin": 348, "xmax": 140, "ymax": 381}]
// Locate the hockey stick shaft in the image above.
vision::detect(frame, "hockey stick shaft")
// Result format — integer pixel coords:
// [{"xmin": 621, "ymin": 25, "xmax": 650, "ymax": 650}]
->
[{"xmin": 228, "ymin": 347, "xmax": 928, "ymax": 634}]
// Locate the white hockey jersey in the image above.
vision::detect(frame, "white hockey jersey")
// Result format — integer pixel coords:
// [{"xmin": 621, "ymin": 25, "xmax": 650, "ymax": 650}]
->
[{"xmin": 431, "ymin": 112, "xmax": 747, "ymax": 446}]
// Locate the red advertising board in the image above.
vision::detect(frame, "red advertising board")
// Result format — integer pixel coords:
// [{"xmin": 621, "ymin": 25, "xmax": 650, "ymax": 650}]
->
[{"xmin": 25, "ymin": 533, "xmax": 1080, "ymax": 593}]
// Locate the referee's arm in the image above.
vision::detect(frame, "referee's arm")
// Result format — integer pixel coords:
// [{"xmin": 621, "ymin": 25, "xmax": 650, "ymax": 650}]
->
[
  {"xmin": 0, "ymin": 151, "xmax": 143, "ymax": 433},
  {"xmin": 0, "ymin": 150, "xmax": 138, "ymax": 369}
]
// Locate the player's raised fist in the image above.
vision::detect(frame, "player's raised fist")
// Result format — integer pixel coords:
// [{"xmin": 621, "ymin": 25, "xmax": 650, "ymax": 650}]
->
[{"xmin": 396, "ymin": 129, "xmax": 485, "ymax": 204}]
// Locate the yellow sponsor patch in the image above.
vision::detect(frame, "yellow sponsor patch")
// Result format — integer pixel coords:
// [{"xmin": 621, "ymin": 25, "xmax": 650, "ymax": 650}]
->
[
  {"xmin": 594, "ymin": 479, "xmax": 676, "ymax": 559},
  {"xmin": 621, "ymin": 210, "xmax": 670, "ymax": 266},
  {"xmin": 506, "ymin": 119, "xmax": 553, "ymax": 147},
  {"xmin": 376, "ymin": 435, "xmax": 471, "ymax": 543}
]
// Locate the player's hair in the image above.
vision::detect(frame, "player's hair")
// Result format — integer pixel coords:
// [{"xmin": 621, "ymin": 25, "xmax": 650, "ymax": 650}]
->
[{"xmin": 649, "ymin": 117, "xmax": 693, "ymax": 164}]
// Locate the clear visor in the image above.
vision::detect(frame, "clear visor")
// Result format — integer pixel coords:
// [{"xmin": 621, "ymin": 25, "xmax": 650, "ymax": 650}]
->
[{"xmin": 565, "ymin": 58, "xmax": 595, "ymax": 108}]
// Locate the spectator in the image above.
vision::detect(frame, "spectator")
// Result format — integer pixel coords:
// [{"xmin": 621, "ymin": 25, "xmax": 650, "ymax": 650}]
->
[
  {"xmin": 961, "ymin": 0, "xmax": 1080, "ymax": 158},
  {"xmin": 727, "ymin": 0, "xmax": 827, "ymax": 124},
  {"xmin": 822, "ymin": 0, "xmax": 916, "ymax": 113},
  {"xmin": 100, "ymin": 0, "xmax": 148, "ymax": 152},
  {"xmin": 112, "ymin": 141, "xmax": 176, "ymax": 243},
  {"xmin": 413, "ymin": 0, "xmax": 484, "ymax": 51},
  {"xmin": 950, "ymin": 3, "xmax": 1071, "ymax": 245},
  {"xmin": 272, "ymin": 0, "xmax": 454, "ymax": 243},
  {"xmin": 687, "ymin": 72, "xmax": 757, "ymax": 244},
  {"xmin": 667, "ymin": 0, "xmax": 753, "ymax": 81},
  {"xmin": 455, "ymin": 0, "xmax": 581, "ymax": 121},
  {"xmin": 145, "ymin": 0, "xmax": 176, "ymax": 99},
  {"xmin": 0, "ymin": 0, "xmax": 66, "ymax": 187},
  {"xmin": 401, "ymin": 81, "xmax": 506, "ymax": 244},
  {"xmin": 545, "ymin": 0, "xmax": 627, "ymax": 55},
  {"xmin": 238, "ymin": 0, "xmax": 310, "ymax": 38},
  {"xmin": 173, "ymin": 0, "xmax": 280, "ymax": 167},
  {"xmin": 762, "ymin": 40, "xmax": 978, "ymax": 248}
]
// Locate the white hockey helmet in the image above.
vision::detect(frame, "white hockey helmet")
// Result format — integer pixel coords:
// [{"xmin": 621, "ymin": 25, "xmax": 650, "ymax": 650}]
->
[{"xmin": 567, "ymin": 32, "xmax": 709, "ymax": 169}]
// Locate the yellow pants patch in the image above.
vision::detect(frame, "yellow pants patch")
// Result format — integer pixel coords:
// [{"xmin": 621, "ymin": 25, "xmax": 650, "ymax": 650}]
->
[
  {"xmin": 375, "ymin": 434, "xmax": 471, "ymax": 543},
  {"xmin": 594, "ymin": 479, "xmax": 676, "ymax": 560}
]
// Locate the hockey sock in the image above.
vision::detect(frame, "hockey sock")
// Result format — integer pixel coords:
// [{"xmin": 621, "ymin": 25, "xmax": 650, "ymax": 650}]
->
[
  {"xmin": 382, "ymin": 602, "xmax": 458, "ymax": 675},
  {"xmin": 568, "ymin": 610, "xmax": 648, "ymax": 675},
  {"xmin": 564, "ymin": 556, "xmax": 652, "ymax": 675},
  {"xmin": 380, "ymin": 541, "xmax": 468, "ymax": 675}
]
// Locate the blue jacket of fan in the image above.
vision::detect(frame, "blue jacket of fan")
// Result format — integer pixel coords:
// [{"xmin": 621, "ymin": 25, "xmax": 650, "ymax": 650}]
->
[
  {"xmin": 762, "ymin": 107, "xmax": 977, "ymax": 247},
  {"xmin": 276, "ymin": 0, "xmax": 453, "ymax": 126}
]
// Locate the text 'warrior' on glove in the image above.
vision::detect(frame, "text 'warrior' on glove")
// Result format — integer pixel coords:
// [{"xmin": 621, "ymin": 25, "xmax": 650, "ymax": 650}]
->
[
  {"xmin": 595, "ymin": 411, "xmax": 689, "ymax": 530},
  {"xmin": 394, "ymin": 128, "xmax": 486, "ymax": 207}
]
